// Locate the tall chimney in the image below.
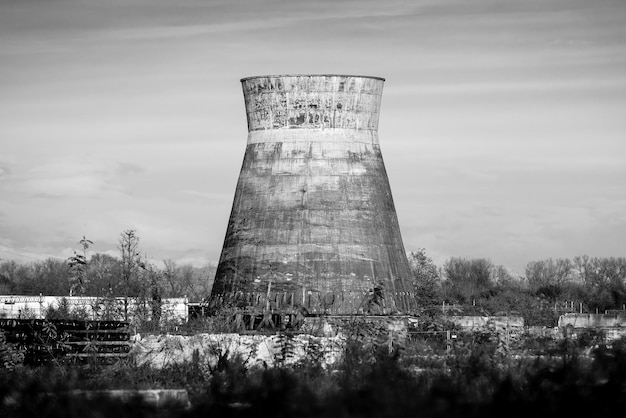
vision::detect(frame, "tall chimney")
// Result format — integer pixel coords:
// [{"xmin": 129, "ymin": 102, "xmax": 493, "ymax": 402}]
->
[{"xmin": 210, "ymin": 74, "xmax": 416, "ymax": 314}]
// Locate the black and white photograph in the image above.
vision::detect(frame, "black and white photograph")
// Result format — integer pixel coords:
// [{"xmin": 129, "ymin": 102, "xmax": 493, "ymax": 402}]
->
[{"xmin": 1, "ymin": 0, "xmax": 625, "ymax": 416}]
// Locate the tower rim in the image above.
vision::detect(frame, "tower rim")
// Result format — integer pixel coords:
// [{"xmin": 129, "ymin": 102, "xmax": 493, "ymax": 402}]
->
[{"xmin": 240, "ymin": 74, "xmax": 386, "ymax": 82}]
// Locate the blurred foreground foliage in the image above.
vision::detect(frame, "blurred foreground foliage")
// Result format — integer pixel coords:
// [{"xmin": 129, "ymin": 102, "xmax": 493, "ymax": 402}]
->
[{"xmin": 2, "ymin": 330, "xmax": 626, "ymax": 417}]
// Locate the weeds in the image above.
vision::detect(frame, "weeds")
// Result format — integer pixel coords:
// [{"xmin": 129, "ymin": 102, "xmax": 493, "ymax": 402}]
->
[
  {"xmin": 2, "ymin": 332, "xmax": 626, "ymax": 417},
  {"xmin": 0, "ymin": 331, "xmax": 25, "ymax": 371}
]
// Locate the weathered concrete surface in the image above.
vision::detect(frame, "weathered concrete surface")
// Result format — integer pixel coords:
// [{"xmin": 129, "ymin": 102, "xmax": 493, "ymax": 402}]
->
[
  {"xmin": 525, "ymin": 326, "xmax": 561, "ymax": 339},
  {"xmin": 558, "ymin": 313, "xmax": 626, "ymax": 329},
  {"xmin": 558, "ymin": 313, "xmax": 626, "ymax": 341},
  {"xmin": 131, "ymin": 333, "xmax": 346, "ymax": 369},
  {"xmin": 446, "ymin": 316, "xmax": 524, "ymax": 332},
  {"xmin": 211, "ymin": 75, "xmax": 416, "ymax": 314}
]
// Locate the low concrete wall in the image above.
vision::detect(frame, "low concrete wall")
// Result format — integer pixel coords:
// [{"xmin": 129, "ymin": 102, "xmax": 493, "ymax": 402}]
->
[
  {"xmin": 445, "ymin": 316, "xmax": 524, "ymax": 332},
  {"xmin": 558, "ymin": 313, "xmax": 626, "ymax": 342},
  {"xmin": 131, "ymin": 333, "xmax": 346, "ymax": 369},
  {"xmin": 526, "ymin": 326, "xmax": 560, "ymax": 339},
  {"xmin": 558, "ymin": 313, "xmax": 626, "ymax": 329}
]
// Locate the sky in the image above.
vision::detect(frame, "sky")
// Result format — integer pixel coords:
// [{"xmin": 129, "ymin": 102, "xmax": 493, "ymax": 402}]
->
[{"xmin": 1, "ymin": 0, "xmax": 625, "ymax": 275}]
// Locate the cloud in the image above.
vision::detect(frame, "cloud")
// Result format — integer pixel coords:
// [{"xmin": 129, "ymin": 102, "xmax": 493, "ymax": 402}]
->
[
  {"xmin": 0, "ymin": 165, "xmax": 10, "ymax": 180},
  {"xmin": 1, "ymin": 0, "xmax": 625, "ymax": 275},
  {"xmin": 116, "ymin": 163, "xmax": 143, "ymax": 176},
  {"xmin": 174, "ymin": 256, "xmax": 212, "ymax": 268},
  {"xmin": 0, "ymin": 244, "xmax": 63, "ymax": 263},
  {"xmin": 0, "ymin": 0, "xmax": 420, "ymax": 42},
  {"xmin": 16, "ymin": 159, "xmax": 115, "ymax": 198},
  {"xmin": 179, "ymin": 190, "xmax": 230, "ymax": 202},
  {"xmin": 0, "ymin": 157, "xmax": 148, "ymax": 200},
  {"xmin": 96, "ymin": 4, "xmax": 422, "ymax": 41}
]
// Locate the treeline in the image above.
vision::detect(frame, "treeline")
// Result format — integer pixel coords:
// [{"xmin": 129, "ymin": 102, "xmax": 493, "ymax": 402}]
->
[
  {"xmin": 0, "ymin": 256, "xmax": 215, "ymax": 301},
  {"xmin": 1, "ymin": 233, "xmax": 624, "ymax": 321},
  {"xmin": 0, "ymin": 231, "xmax": 216, "ymax": 302},
  {"xmin": 410, "ymin": 249, "xmax": 626, "ymax": 325}
]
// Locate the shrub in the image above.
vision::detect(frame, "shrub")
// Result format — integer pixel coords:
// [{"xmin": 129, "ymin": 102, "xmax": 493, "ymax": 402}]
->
[{"xmin": 0, "ymin": 331, "xmax": 25, "ymax": 371}]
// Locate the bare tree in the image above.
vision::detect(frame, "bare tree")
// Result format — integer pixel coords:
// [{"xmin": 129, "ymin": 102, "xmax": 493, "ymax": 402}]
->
[
  {"xmin": 443, "ymin": 257, "xmax": 493, "ymax": 303},
  {"xmin": 85, "ymin": 253, "xmax": 121, "ymax": 296},
  {"xmin": 197, "ymin": 262, "xmax": 217, "ymax": 301},
  {"xmin": 489, "ymin": 264, "xmax": 515, "ymax": 285},
  {"xmin": 118, "ymin": 229, "xmax": 146, "ymax": 320},
  {"xmin": 162, "ymin": 259, "xmax": 192, "ymax": 297},
  {"xmin": 162, "ymin": 260, "xmax": 216, "ymax": 300},
  {"xmin": 572, "ymin": 256, "xmax": 626, "ymax": 310},
  {"xmin": 118, "ymin": 229, "xmax": 145, "ymax": 296},
  {"xmin": 525, "ymin": 258, "xmax": 573, "ymax": 296}
]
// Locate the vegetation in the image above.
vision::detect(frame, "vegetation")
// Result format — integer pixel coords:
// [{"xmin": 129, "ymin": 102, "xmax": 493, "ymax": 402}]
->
[
  {"xmin": 2, "ymin": 241, "xmax": 626, "ymax": 415},
  {"xmin": 2, "ymin": 240, "xmax": 625, "ymax": 329},
  {"xmin": 0, "ymin": 231, "xmax": 216, "ymax": 302},
  {"xmin": 2, "ymin": 327, "xmax": 626, "ymax": 417},
  {"xmin": 407, "ymin": 250, "xmax": 626, "ymax": 325}
]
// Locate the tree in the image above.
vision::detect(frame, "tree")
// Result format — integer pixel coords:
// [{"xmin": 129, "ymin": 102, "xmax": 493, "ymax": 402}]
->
[
  {"xmin": 0, "ymin": 259, "xmax": 69, "ymax": 295},
  {"xmin": 524, "ymin": 258, "xmax": 573, "ymax": 299},
  {"xmin": 489, "ymin": 264, "xmax": 515, "ymax": 285},
  {"xmin": 118, "ymin": 229, "xmax": 145, "ymax": 298},
  {"xmin": 84, "ymin": 253, "xmax": 122, "ymax": 296},
  {"xmin": 176, "ymin": 264, "xmax": 196, "ymax": 297},
  {"xmin": 443, "ymin": 257, "xmax": 493, "ymax": 304},
  {"xmin": 161, "ymin": 260, "xmax": 217, "ymax": 301},
  {"xmin": 196, "ymin": 262, "xmax": 217, "ymax": 300},
  {"xmin": 573, "ymin": 255, "xmax": 592, "ymax": 284},
  {"xmin": 143, "ymin": 263, "xmax": 164, "ymax": 326},
  {"xmin": 30, "ymin": 259, "xmax": 72, "ymax": 295},
  {"xmin": 67, "ymin": 236, "xmax": 93, "ymax": 296},
  {"xmin": 575, "ymin": 256, "xmax": 626, "ymax": 311},
  {"xmin": 118, "ymin": 229, "xmax": 146, "ymax": 320},
  {"xmin": 407, "ymin": 249, "xmax": 441, "ymax": 310},
  {"xmin": 162, "ymin": 260, "xmax": 186, "ymax": 298},
  {"xmin": 0, "ymin": 260, "xmax": 19, "ymax": 294}
]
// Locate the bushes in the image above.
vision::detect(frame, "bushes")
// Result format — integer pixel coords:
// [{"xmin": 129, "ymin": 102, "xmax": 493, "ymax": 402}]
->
[
  {"xmin": 3, "ymin": 335, "xmax": 626, "ymax": 417},
  {"xmin": 0, "ymin": 331, "xmax": 25, "ymax": 370}
]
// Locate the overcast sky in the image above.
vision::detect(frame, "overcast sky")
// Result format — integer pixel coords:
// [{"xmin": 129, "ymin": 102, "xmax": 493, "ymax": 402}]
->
[{"xmin": 1, "ymin": 0, "xmax": 625, "ymax": 274}]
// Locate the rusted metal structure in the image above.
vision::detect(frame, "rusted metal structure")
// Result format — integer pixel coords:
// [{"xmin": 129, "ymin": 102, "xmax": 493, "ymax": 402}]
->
[{"xmin": 210, "ymin": 74, "xmax": 416, "ymax": 316}]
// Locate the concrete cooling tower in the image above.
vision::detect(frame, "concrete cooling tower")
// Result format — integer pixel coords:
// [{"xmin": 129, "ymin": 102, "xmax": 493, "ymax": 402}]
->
[{"xmin": 210, "ymin": 74, "xmax": 416, "ymax": 315}]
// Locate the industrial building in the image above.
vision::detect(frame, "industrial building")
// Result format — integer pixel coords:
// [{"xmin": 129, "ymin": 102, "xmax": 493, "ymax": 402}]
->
[{"xmin": 210, "ymin": 75, "xmax": 416, "ymax": 316}]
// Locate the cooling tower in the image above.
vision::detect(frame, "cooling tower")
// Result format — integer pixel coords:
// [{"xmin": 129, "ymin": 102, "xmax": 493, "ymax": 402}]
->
[{"xmin": 210, "ymin": 74, "xmax": 416, "ymax": 315}]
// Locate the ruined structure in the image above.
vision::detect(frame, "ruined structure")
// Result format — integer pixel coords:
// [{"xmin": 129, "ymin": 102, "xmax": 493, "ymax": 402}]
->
[{"xmin": 210, "ymin": 75, "xmax": 416, "ymax": 316}]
